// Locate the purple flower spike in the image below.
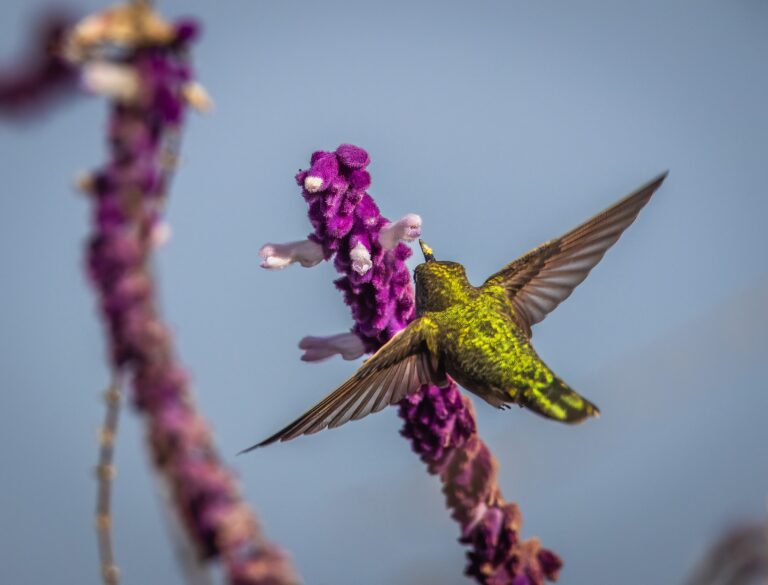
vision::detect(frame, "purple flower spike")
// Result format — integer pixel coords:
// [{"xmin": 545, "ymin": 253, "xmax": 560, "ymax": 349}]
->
[
  {"xmin": 54, "ymin": 4, "xmax": 300, "ymax": 584},
  {"xmin": 278, "ymin": 144, "xmax": 561, "ymax": 584}
]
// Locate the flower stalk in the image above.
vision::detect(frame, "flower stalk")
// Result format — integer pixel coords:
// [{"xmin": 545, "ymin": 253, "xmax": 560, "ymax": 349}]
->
[{"xmin": 95, "ymin": 377, "xmax": 122, "ymax": 585}]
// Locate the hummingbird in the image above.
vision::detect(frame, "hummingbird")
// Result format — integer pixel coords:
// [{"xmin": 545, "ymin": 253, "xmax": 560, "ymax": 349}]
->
[{"xmin": 242, "ymin": 172, "xmax": 667, "ymax": 452}]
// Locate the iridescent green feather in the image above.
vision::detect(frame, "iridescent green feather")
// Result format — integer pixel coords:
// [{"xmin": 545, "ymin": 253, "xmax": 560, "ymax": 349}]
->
[{"xmin": 419, "ymin": 273, "xmax": 598, "ymax": 422}]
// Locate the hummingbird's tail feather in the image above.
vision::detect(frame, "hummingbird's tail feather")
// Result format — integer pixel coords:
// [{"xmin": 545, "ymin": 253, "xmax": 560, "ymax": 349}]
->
[{"xmin": 519, "ymin": 377, "xmax": 599, "ymax": 424}]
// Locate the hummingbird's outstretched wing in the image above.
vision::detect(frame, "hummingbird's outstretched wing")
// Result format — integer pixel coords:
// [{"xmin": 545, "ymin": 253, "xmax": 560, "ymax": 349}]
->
[
  {"xmin": 240, "ymin": 318, "xmax": 443, "ymax": 452},
  {"xmin": 483, "ymin": 172, "xmax": 667, "ymax": 336}
]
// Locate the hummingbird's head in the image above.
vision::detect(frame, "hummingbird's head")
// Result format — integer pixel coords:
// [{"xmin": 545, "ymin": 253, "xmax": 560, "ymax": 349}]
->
[{"xmin": 414, "ymin": 240, "xmax": 471, "ymax": 314}]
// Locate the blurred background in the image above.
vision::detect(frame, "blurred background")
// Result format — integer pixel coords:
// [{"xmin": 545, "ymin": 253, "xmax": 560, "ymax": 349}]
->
[{"xmin": 1, "ymin": 1, "xmax": 767, "ymax": 583}]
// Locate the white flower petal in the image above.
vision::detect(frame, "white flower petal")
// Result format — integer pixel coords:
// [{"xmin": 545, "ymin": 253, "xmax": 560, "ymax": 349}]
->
[
  {"xmin": 82, "ymin": 61, "xmax": 140, "ymax": 102},
  {"xmin": 349, "ymin": 241, "xmax": 372, "ymax": 275},
  {"xmin": 303, "ymin": 176, "xmax": 324, "ymax": 193},
  {"xmin": 150, "ymin": 221, "xmax": 172, "ymax": 248},
  {"xmin": 182, "ymin": 82, "xmax": 214, "ymax": 113}
]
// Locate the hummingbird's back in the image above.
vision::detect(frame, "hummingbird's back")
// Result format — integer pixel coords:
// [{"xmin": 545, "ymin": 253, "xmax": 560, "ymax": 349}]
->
[
  {"xmin": 414, "ymin": 261, "xmax": 538, "ymax": 398},
  {"xmin": 434, "ymin": 284, "xmax": 553, "ymax": 402},
  {"xmin": 416, "ymin": 265, "xmax": 598, "ymax": 421}
]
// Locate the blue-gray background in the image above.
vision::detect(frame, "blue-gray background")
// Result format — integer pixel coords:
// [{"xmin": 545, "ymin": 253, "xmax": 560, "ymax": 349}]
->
[{"xmin": 1, "ymin": 1, "xmax": 767, "ymax": 584}]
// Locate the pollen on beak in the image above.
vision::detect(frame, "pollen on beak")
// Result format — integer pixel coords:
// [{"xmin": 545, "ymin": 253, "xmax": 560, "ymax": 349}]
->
[{"xmin": 419, "ymin": 239, "xmax": 435, "ymax": 262}]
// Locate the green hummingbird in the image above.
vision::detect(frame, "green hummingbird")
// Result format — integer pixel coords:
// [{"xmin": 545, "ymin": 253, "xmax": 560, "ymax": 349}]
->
[{"xmin": 242, "ymin": 172, "xmax": 667, "ymax": 451}]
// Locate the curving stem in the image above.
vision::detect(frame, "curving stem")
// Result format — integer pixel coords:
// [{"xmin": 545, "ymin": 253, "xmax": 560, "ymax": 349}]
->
[{"xmin": 95, "ymin": 375, "xmax": 122, "ymax": 585}]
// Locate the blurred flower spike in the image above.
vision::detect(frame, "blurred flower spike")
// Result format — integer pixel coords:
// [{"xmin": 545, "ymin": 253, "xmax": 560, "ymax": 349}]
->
[{"xmin": 6, "ymin": 3, "xmax": 299, "ymax": 584}]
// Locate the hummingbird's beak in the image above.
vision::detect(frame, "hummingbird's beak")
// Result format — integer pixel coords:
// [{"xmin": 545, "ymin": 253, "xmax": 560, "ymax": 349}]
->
[{"xmin": 419, "ymin": 239, "xmax": 435, "ymax": 262}]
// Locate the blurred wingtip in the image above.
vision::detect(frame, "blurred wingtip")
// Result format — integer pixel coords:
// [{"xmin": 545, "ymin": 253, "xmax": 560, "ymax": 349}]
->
[
  {"xmin": 238, "ymin": 430, "xmax": 286, "ymax": 454},
  {"xmin": 237, "ymin": 442, "xmax": 264, "ymax": 456},
  {"xmin": 651, "ymin": 170, "xmax": 670, "ymax": 188}
]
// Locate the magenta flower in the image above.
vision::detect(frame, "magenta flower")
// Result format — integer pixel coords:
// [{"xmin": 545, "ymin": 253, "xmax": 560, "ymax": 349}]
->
[{"xmin": 263, "ymin": 144, "xmax": 562, "ymax": 584}]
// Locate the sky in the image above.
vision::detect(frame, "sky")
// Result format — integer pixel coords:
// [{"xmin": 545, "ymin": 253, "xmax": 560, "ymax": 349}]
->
[{"xmin": 1, "ymin": 1, "xmax": 767, "ymax": 584}]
